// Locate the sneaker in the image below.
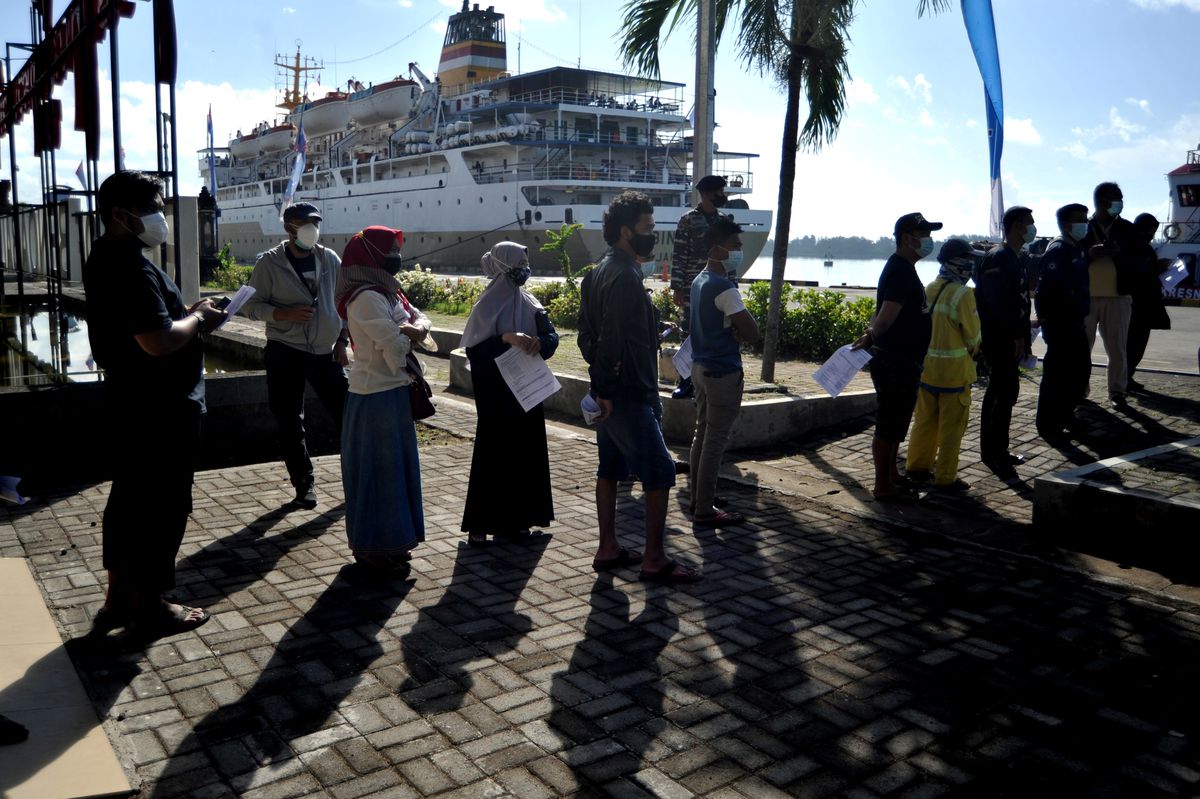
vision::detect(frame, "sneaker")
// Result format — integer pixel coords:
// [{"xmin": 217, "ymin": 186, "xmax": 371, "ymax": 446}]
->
[{"xmin": 293, "ymin": 483, "xmax": 318, "ymax": 510}]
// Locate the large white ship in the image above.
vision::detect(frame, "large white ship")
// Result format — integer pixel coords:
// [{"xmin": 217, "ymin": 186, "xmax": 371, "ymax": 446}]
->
[
  {"xmin": 199, "ymin": 1, "xmax": 772, "ymax": 273},
  {"xmin": 1159, "ymin": 140, "xmax": 1200, "ymax": 304}
]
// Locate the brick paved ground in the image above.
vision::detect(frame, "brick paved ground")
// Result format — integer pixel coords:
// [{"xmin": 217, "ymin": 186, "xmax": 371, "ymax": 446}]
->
[
  {"xmin": 1082, "ymin": 443, "xmax": 1200, "ymax": 503},
  {"xmin": 4, "ymin": 366, "xmax": 1200, "ymax": 797}
]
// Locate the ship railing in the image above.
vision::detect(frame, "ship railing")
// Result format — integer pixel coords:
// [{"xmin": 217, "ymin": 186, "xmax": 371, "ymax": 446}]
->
[
  {"xmin": 1188, "ymin": 148, "xmax": 1200, "ymax": 166},
  {"xmin": 471, "ymin": 161, "xmax": 692, "ymax": 186},
  {"xmin": 515, "ymin": 127, "xmax": 683, "ymax": 148},
  {"xmin": 504, "ymin": 86, "xmax": 685, "ymax": 114}
]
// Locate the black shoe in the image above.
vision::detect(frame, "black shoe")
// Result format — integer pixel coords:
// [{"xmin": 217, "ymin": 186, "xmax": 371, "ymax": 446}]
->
[
  {"xmin": 1006, "ymin": 453, "xmax": 1026, "ymax": 465},
  {"xmin": 293, "ymin": 483, "xmax": 318, "ymax": 510},
  {"xmin": 672, "ymin": 377, "xmax": 694, "ymax": 399},
  {"xmin": 1126, "ymin": 378, "xmax": 1145, "ymax": 393},
  {"xmin": 905, "ymin": 469, "xmax": 934, "ymax": 483},
  {"xmin": 1109, "ymin": 392, "xmax": 1128, "ymax": 407},
  {"xmin": 932, "ymin": 478, "xmax": 970, "ymax": 492},
  {"xmin": 984, "ymin": 459, "xmax": 1018, "ymax": 480},
  {"xmin": 674, "ymin": 460, "xmax": 690, "ymax": 475}
]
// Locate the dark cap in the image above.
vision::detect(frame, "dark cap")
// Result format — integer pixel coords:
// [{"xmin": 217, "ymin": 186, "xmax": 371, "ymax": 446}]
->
[
  {"xmin": 282, "ymin": 202, "xmax": 322, "ymax": 223},
  {"xmin": 695, "ymin": 175, "xmax": 727, "ymax": 193},
  {"xmin": 894, "ymin": 212, "xmax": 943, "ymax": 237},
  {"xmin": 937, "ymin": 238, "xmax": 986, "ymax": 265}
]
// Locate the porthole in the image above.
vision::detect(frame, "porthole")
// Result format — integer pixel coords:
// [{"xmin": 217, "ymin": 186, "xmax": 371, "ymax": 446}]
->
[
  {"xmin": 503, "ymin": 195, "xmax": 507, "ymax": 202},
  {"xmin": 535, "ymin": 211, "xmax": 542, "ymax": 221},
  {"xmin": 479, "ymin": 197, "xmax": 484, "ymax": 203}
]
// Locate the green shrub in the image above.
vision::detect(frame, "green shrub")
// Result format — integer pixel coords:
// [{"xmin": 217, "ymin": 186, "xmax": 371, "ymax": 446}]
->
[
  {"xmin": 651, "ymin": 286, "xmax": 680, "ymax": 333},
  {"xmin": 742, "ymin": 281, "xmax": 875, "ymax": 361},
  {"xmin": 208, "ymin": 243, "xmax": 253, "ymax": 290},
  {"xmin": 397, "ymin": 267, "xmax": 441, "ymax": 308},
  {"xmin": 546, "ymin": 291, "xmax": 581, "ymax": 329},
  {"xmin": 528, "ymin": 280, "xmax": 567, "ymax": 307}
]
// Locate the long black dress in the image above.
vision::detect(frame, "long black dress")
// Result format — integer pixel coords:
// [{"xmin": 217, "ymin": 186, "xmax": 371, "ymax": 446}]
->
[{"xmin": 460, "ymin": 311, "xmax": 559, "ymax": 536}]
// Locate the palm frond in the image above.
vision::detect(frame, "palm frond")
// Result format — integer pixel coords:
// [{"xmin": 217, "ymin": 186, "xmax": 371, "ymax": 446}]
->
[
  {"xmin": 617, "ymin": 0, "xmax": 695, "ymax": 77},
  {"xmin": 916, "ymin": 0, "xmax": 954, "ymax": 17}
]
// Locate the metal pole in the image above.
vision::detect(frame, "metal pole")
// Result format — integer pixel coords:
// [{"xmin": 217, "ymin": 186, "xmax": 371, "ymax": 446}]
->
[
  {"xmin": 694, "ymin": 0, "xmax": 716, "ymax": 183},
  {"xmin": 109, "ymin": 1, "xmax": 123, "ymax": 171},
  {"xmin": 5, "ymin": 48, "xmax": 26, "ymax": 302},
  {"xmin": 168, "ymin": 84, "xmax": 182, "ymax": 287}
]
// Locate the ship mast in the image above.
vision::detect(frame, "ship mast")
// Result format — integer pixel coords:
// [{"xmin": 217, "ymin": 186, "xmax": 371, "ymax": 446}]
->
[{"xmin": 276, "ymin": 42, "xmax": 324, "ymax": 113}]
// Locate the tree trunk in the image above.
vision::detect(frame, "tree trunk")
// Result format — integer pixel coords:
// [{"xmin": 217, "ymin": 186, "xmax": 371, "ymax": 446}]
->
[{"xmin": 760, "ymin": 7, "xmax": 804, "ymax": 383}]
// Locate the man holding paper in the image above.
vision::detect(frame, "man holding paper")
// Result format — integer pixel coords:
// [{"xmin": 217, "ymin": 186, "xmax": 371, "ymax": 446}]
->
[
  {"xmin": 579, "ymin": 191, "xmax": 702, "ymax": 584},
  {"xmin": 687, "ymin": 218, "xmax": 758, "ymax": 526}
]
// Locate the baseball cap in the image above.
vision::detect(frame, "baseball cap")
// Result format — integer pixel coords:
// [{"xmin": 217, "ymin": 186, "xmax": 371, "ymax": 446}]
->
[
  {"xmin": 937, "ymin": 238, "xmax": 986, "ymax": 265},
  {"xmin": 282, "ymin": 202, "xmax": 322, "ymax": 223},
  {"xmin": 695, "ymin": 175, "xmax": 727, "ymax": 193},
  {"xmin": 893, "ymin": 212, "xmax": 943, "ymax": 238}
]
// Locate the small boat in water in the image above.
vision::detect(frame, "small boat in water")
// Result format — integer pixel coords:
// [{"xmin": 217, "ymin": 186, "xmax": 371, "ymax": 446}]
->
[{"xmin": 823, "ymin": 253, "xmax": 834, "ymax": 268}]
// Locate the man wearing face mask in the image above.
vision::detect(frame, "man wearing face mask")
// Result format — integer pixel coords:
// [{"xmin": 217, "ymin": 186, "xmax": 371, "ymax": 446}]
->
[
  {"xmin": 1035, "ymin": 203, "xmax": 1092, "ymax": 442},
  {"xmin": 83, "ymin": 171, "xmax": 226, "ymax": 637},
  {"xmin": 1126, "ymin": 212, "xmax": 1171, "ymax": 392},
  {"xmin": 242, "ymin": 202, "xmax": 349, "ymax": 509},
  {"xmin": 579, "ymin": 191, "xmax": 702, "ymax": 583},
  {"xmin": 1081, "ymin": 182, "xmax": 1138, "ymax": 405},
  {"xmin": 670, "ymin": 174, "xmax": 731, "ymax": 399},
  {"xmin": 687, "ymin": 218, "xmax": 759, "ymax": 525},
  {"xmin": 851, "ymin": 212, "xmax": 938, "ymax": 501},
  {"xmin": 975, "ymin": 206, "xmax": 1035, "ymax": 479}
]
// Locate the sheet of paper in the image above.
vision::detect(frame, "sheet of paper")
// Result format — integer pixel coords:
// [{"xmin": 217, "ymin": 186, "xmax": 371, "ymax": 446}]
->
[
  {"xmin": 0, "ymin": 475, "xmax": 27, "ymax": 505},
  {"xmin": 218, "ymin": 284, "xmax": 257, "ymax": 327},
  {"xmin": 813, "ymin": 344, "xmax": 873, "ymax": 397},
  {"xmin": 672, "ymin": 336, "xmax": 694, "ymax": 380},
  {"xmin": 1161, "ymin": 258, "xmax": 1188, "ymax": 291},
  {"xmin": 494, "ymin": 346, "xmax": 563, "ymax": 412}
]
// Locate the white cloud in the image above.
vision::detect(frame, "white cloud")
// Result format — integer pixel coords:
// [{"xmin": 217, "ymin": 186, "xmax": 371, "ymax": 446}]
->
[
  {"xmin": 282, "ymin": 6, "xmax": 296, "ymax": 13},
  {"xmin": 398, "ymin": 0, "xmax": 413, "ymax": 6},
  {"xmin": 1004, "ymin": 117, "xmax": 1042, "ymax": 146},
  {"xmin": 1073, "ymin": 106, "xmax": 1145, "ymax": 143},
  {"xmin": 1002, "ymin": 171, "xmax": 1021, "ymax": 191},
  {"xmin": 845, "ymin": 79, "xmax": 878, "ymax": 107},
  {"xmin": 1057, "ymin": 141, "xmax": 1090, "ymax": 160},
  {"xmin": 965, "ymin": 119, "xmax": 979, "ymax": 128},
  {"xmin": 1130, "ymin": 0, "xmax": 1200, "ymax": 10},
  {"xmin": 1125, "ymin": 97, "xmax": 1152, "ymax": 114},
  {"xmin": 888, "ymin": 73, "xmax": 932, "ymax": 104},
  {"xmin": 919, "ymin": 109, "xmax": 935, "ymax": 128}
]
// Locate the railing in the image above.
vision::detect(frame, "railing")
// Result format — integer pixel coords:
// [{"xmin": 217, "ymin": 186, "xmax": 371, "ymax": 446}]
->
[{"xmin": 503, "ymin": 86, "xmax": 684, "ymax": 115}]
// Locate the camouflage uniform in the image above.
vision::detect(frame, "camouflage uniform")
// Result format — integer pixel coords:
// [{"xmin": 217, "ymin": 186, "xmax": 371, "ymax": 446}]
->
[{"xmin": 670, "ymin": 206, "xmax": 727, "ymax": 294}]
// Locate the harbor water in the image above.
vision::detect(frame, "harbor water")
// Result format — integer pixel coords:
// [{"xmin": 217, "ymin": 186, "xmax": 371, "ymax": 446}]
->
[{"xmin": 742, "ymin": 256, "xmax": 943, "ymax": 289}]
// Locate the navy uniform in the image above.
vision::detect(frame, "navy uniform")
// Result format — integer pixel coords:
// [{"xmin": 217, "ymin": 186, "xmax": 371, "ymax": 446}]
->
[
  {"xmin": 975, "ymin": 245, "xmax": 1029, "ymax": 469},
  {"xmin": 1034, "ymin": 237, "xmax": 1091, "ymax": 438}
]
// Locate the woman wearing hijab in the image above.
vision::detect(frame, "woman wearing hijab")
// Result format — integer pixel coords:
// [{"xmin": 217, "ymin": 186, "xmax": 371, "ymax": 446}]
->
[
  {"xmin": 336, "ymin": 226, "xmax": 436, "ymax": 575},
  {"xmin": 460, "ymin": 241, "xmax": 559, "ymax": 546}
]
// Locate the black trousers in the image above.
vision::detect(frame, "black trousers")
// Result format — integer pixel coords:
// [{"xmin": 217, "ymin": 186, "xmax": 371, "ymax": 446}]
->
[
  {"xmin": 264, "ymin": 340, "xmax": 348, "ymax": 488},
  {"xmin": 980, "ymin": 341, "xmax": 1020, "ymax": 462},
  {"xmin": 1037, "ymin": 318, "xmax": 1089, "ymax": 435},
  {"xmin": 103, "ymin": 400, "xmax": 201, "ymax": 596},
  {"xmin": 1127, "ymin": 313, "xmax": 1152, "ymax": 379}
]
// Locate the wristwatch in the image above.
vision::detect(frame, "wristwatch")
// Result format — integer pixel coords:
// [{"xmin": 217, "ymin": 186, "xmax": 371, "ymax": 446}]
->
[{"xmin": 193, "ymin": 311, "xmax": 207, "ymax": 335}]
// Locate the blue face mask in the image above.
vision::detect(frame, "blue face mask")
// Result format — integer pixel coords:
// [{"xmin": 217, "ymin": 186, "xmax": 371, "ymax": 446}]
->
[
  {"xmin": 915, "ymin": 236, "xmax": 935, "ymax": 259},
  {"xmin": 1108, "ymin": 200, "xmax": 1123, "ymax": 218},
  {"xmin": 1023, "ymin": 224, "xmax": 1037, "ymax": 244},
  {"xmin": 724, "ymin": 250, "xmax": 745, "ymax": 276},
  {"xmin": 1069, "ymin": 222, "xmax": 1089, "ymax": 242},
  {"xmin": 508, "ymin": 265, "xmax": 531, "ymax": 286}
]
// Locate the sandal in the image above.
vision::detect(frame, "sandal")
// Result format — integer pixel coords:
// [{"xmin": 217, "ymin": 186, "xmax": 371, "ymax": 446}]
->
[
  {"xmin": 592, "ymin": 548, "xmax": 644, "ymax": 573},
  {"xmin": 90, "ymin": 605, "xmax": 132, "ymax": 635},
  {"xmin": 872, "ymin": 485, "xmax": 919, "ymax": 503},
  {"xmin": 638, "ymin": 560, "xmax": 703, "ymax": 584},
  {"xmin": 693, "ymin": 510, "xmax": 746, "ymax": 528},
  {"xmin": 128, "ymin": 603, "xmax": 211, "ymax": 640}
]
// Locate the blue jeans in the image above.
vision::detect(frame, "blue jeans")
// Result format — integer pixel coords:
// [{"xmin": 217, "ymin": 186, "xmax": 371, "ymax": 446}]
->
[{"xmin": 596, "ymin": 398, "xmax": 677, "ymax": 491}]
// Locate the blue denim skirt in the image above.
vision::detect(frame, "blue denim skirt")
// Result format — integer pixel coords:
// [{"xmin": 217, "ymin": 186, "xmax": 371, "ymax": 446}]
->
[{"xmin": 341, "ymin": 386, "xmax": 425, "ymax": 555}]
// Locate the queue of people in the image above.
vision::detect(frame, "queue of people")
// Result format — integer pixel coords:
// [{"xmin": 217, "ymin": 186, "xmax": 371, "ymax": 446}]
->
[{"xmin": 82, "ymin": 169, "xmax": 1173, "ymax": 635}]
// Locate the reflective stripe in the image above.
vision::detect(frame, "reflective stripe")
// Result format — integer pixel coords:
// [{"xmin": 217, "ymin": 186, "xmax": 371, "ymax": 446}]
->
[{"xmin": 927, "ymin": 346, "xmax": 970, "ymax": 359}]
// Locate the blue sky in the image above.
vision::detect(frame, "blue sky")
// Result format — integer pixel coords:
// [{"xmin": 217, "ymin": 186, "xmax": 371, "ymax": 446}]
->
[{"xmin": 3, "ymin": 0, "xmax": 1198, "ymax": 241}]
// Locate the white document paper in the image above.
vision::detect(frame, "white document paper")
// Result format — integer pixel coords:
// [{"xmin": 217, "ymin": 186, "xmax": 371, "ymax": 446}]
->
[
  {"xmin": 1161, "ymin": 258, "xmax": 1189, "ymax": 291},
  {"xmin": 813, "ymin": 344, "xmax": 873, "ymax": 397},
  {"xmin": 672, "ymin": 336, "xmax": 694, "ymax": 380},
  {"xmin": 494, "ymin": 346, "xmax": 562, "ymax": 412},
  {"xmin": 0, "ymin": 475, "xmax": 27, "ymax": 505},
  {"xmin": 217, "ymin": 284, "xmax": 257, "ymax": 327}
]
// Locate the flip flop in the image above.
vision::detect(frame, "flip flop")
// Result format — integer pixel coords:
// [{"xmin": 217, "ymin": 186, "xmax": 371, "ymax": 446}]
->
[
  {"xmin": 128, "ymin": 604, "xmax": 211, "ymax": 640},
  {"xmin": 638, "ymin": 560, "xmax": 703, "ymax": 584},
  {"xmin": 592, "ymin": 547, "xmax": 644, "ymax": 573},
  {"xmin": 693, "ymin": 510, "xmax": 746, "ymax": 528}
]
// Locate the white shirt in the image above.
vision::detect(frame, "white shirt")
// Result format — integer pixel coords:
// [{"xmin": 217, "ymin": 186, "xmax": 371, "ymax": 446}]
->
[
  {"xmin": 713, "ymin": 286, "xmax": 746, "ymax": 328},
  {"xmin": 346, "ymin": 291, "xmax": 432, "ymax": 395}
]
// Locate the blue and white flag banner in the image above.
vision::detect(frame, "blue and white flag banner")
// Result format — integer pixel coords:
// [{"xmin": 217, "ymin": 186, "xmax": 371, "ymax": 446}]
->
[
  {"xmin": 280, "ymin": 119, "xmax": 307, "ymax": 219},
  {"xmin": 962, "ymin": 0, "xmax": 1004, "ymax": 239}
]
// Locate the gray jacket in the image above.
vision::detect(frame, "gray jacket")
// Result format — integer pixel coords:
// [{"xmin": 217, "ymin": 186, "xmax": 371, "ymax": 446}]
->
[{"xmin": 241, "ymin": 241, "xmax": 346, "ymax": 353}]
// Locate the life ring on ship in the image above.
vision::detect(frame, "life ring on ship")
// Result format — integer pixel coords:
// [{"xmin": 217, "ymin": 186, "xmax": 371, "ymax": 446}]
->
[
  {"xmin": 731, "ymin": 175, "xmax": 744, "ymax": 187},
  {"xmin": 1163, "ymin": 223, "xmax": 1181, "ymax": 242}
]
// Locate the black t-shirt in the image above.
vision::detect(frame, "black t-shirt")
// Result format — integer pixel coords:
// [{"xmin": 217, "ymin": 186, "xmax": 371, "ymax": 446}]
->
[
  {"xmin": 873, "ymin": 253, "xmax": 931, "ymax": 366},
  {"xmin": 83, "ymin": 237, "xmax": 205, "ymax": 410},
  {"xmin": 285, "ymin": 248, "xmax": 318, "ymax": 296}
]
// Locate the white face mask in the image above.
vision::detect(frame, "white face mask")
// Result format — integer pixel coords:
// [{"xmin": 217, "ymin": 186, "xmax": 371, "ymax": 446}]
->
[
  {"xmin": 294, "ymin": 223, "xmax": 320, "ymax": 250},
  {"xmin": 136, "ymin": 211, "xmax": 170, "ymax": 249},
  {"xmin": 725, "ymin": 250, "xmax": 745, "ymax": 276}
]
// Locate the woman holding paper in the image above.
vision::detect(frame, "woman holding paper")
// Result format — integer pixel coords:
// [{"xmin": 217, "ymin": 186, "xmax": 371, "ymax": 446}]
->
[
  {"xmin": 336, "ymin": 226, "xmax": 435, "ymax": 576},
  {"xmin": 460, "ymin": 242, "xmax": 559, "ymax": 547}
]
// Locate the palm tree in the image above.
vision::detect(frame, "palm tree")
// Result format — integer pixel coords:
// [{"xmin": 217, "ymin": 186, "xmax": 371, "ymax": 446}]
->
[{"xmin": 619, "ymin": 0, "xmax": 951, "ymax": 381}]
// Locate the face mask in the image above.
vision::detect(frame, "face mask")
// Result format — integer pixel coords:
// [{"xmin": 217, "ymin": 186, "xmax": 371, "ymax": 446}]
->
[
  {"xmin": 508, "ymin": 265, "xmax": 531, "ymax": 286},
  {"xmin": 1108, "ymin": 200, "xmax": 1123, "ymax": 218},
  {"xmin": 711, "ymin": 194, "xmax": 728, "ymax": 208},
  {"xmin": 631, "ymin": 232, "xmax": 656, "ymax": 259},
  {"xmin": 724, "ymin": 250, "xmax": 745, "ymax": 276},
  {"xmin": 915, "ymin": 236, "xmax": 935, "ymax": 259},
  {"xmin": 1069, "ymin": 222, "xmax": 1089, "ymax": 242},
  {"xmin": 384, "ymin": 254, "xmax": 404, "ymax": 274},
  {"xmin": 294, "ymin": 223, "xmax": 320, "ymax": 250},
  {"xmin": 1023, "ymin": 224, "xmax": 1037, "ymax": 244},
  {"xmin": 135, "ymin": 211, "xmax": 169, "ymax": 249}
]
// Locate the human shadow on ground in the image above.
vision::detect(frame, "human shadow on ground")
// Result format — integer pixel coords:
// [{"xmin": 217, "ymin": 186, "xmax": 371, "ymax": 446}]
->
[
  {"xmin": 146, "ymin": 564, "xmax": 414, "ymax": 798},
  {"xmin": 395, "ymin": 536, "xmax": 550, "ymax": 713}
]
